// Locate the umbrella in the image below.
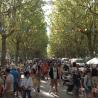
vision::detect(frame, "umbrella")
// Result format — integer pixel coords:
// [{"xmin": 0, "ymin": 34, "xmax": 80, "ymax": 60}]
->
[{"xmin": 86, "ymin": 58, "xmax": 98, "ymax": 65}]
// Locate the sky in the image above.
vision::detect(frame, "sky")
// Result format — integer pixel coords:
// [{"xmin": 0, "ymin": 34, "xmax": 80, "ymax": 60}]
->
[
  {"xmin": 42, "ymin": 0, "xmax": 53, "ymax": 37},
  {"xmin": 42, "ymin": 0, "xmax": 54, "ymax": 55}
]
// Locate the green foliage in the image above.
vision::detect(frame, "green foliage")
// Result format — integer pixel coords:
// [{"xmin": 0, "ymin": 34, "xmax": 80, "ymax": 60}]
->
[
  {"xmin": 0, "ymin": 0, "xmax": 48, "ymax": 61},
  {"xmin": 49, "ymin": 0, "xmax": 98, "ymax": 58}
]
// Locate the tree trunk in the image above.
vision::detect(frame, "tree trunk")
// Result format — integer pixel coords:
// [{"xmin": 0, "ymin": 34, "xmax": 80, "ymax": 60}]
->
[
  {"xmin": 1, "ymin": 34, "xmax": 6, "ymax": 66},
  {"xmin": 87, "ymin": 33, "xmax": 94, "ymax": 57},
  {"xmin": 15, "ymin": 40, "xmax": 20, "ymax": 66}
]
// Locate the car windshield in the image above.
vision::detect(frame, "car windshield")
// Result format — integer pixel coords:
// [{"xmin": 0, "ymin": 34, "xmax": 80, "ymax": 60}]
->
[{"xmin": 76, "ymin": 59, "xmax": 84, "ymax": 63}]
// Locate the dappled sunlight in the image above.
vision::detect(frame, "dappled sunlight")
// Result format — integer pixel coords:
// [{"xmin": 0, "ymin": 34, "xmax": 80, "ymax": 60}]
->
[
  {"xmin": 41, "ymin": 80, "xmax": 47, "ymax": 84},
  {"xmin": 62, "ymin": 89, "xmax": 67, "ymax": 93},
  {"xmin": 40, "ymin": 85, "xmax": 46, "ymax": 89},
  {"xmin": 62, "ymin": 89, "xmax": 67, "ymax": 94},
  {"xmin": 41, "ymin": 90, "xmax": 54, "ymax": 98}
]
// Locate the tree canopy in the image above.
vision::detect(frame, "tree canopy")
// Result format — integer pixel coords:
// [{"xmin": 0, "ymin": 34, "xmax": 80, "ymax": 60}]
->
[
  {"xmin": 0, "ymin": 0, "xmax": 48, "ymax": 65},
  {"xmin": 49, "ymin": 0, "xmax": 98, "ymax": 58}
]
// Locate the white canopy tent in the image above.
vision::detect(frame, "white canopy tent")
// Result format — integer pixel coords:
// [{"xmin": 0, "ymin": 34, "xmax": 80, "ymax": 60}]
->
[{"xmin": 86, "ymin": 58, "xmax": 98, "ymax": 65}]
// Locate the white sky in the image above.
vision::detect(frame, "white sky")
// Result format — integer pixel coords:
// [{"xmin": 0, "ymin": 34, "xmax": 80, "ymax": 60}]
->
[{"xmin": 42, "ymin": 0, "xmax": 53, "ymax": 36}]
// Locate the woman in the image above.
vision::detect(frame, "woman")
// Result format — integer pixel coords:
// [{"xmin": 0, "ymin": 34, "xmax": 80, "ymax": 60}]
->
[
  {"xmin": 49, "ymin": 62, "xmax": 60, "ymax": 95},
  {"xmin": 31, "ymin": 69, "xmax": 37, "ymax": 92},
  {"xmin": 84, "ymin": 70, "xmax": 93, "ymax": 98},
  {"xmin": 41, "ymin": 61, "xmax": 49, "ymax": 80}
]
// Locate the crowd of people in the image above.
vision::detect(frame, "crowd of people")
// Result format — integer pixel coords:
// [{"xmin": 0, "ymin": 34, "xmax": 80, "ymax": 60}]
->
[
  {"xmin": 63, "ymin": 62, "xmax": 98, "ymax": 98},
  {"xmin": 0, "ymin": 59, "xmax": 50, "ymax": 98},
  {"xmin": 0, "ymin": 58, "xmax": 97, "ymax": 98}
]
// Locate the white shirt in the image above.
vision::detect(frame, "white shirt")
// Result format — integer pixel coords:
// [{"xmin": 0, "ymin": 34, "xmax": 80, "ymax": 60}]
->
[
  {"xmin": 21, "ymin": 77, "xmax": 33, "ymax": 90},
  {"xmin": 32, "ymin": 64, "xmax": 37, "ymax": 69}
]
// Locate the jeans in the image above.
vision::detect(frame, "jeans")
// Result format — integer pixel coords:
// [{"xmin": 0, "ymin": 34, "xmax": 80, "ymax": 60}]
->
[
  {"xmin": 14, "ymin": 82, "xmax": 18, "ymax": 92},
  {"xmin": 23, "ymin": 90, "xmax": 31, "ymax": 98}
]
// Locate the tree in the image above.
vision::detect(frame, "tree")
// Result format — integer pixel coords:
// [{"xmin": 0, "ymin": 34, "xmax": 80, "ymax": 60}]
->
[
  {"xmin": 0, "ymin": 0, "xmax": 48, "ymax": 66},
  {"xmin": 49, "ymin": 0, "xmax": 98, "ymax": 58},
  {"xmin": 7, "ymin": 0, "xmax": 48, "ymax": 63},
  {"xmin": 0, "ymin": 0, "xmax": 18, "ymax": 66}
]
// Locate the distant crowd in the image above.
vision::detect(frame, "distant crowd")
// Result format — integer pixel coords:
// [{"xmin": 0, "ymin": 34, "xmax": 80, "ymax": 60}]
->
[{"xmin": 0, "ymin": 58, "xmax": 98, "ymax": 98}]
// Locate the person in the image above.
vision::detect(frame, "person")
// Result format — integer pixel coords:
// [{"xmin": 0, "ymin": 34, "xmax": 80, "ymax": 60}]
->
[
  {"xmin": 41, "ymin": 61, "xmax": 49, "ymax": 80},
  {"xmin": 10, "ymin": 66, "xmax": 19, "ymax": 96},
  {"xmin": 56, "ymin": 63, "xmax": 63, "ymax": 88},
  {"xmin": 92, "ymin": 65, "xmax": 98, "ymax": 85},
  {"xmin": 32, "ymin": 62, "xmax": 37, "ymax": 70},
  {"xmin": 91, "ymin": 65, "xmax": 98, "ymax": 97},
  {"xmin": 21, "ymin": 71, "xmax": 32, "ymax": 98},
  {"xmin": 84, "ymin": 70, "xmax": 93, "ymax": 98},
  {"xmin": 31, "ymin": 68, "xmax": 37, "ymax": 92},
  {"xmin": 4, "ymin": 68, "xmax": 14, "ymax": 98},
  {"xmin": 63, "ymin": 64, "xmax": 69, "ymax": 71},
  {"xmin": 16, "ymin": 67, "xmax": 22, "ymax": 98},
  {"xmin": 72, "ymin": 68, "xmax": 81, "ymax": 97},
  {"xmin": 49, "ymin": 62, "xmax": 59, "ymax": 95},
  {"xmin": 0, "ymin": 72, "xmax": 4, "ymax": 98},
  {"xmin": 36, "ymin": 65, "xmax": 41, "ymax": 93}
]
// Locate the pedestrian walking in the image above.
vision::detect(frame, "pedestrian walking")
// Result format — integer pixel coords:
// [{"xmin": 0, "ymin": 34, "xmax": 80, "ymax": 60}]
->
[
  {"xmin": 49, "ymin": 61, "xmax": 59, "ymax": 95},
  {"xmin": 72, "ymin": 68, "xmax": 81, "ymax": 97},
  {"xmin": 0, "ymin": 71, "xmax": 4, "ymax": 98},
  {"xmin": 4, "ymin": 68, "xmax": 14, "ymax": 98},
  {"xmin": 21, "ymin": 71, "xmax": 33, "ymax": 98},
  {"xmin": 84, "ymin": 70, "xmax": 93, "ymax": 98},
  {"xmin": 36, "ymin": 65, "xmax": 41, "ymax": 93}
]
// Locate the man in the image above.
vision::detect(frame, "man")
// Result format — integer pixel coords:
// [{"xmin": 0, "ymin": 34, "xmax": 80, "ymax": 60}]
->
[
  {"xmin": 10, "ymin": 66, "xmax": 20, "ymax": 96},
  {"xmin": 92, "ymin": 65, "xmax": 98, "ymax": 86},
  {"xmin": 4, "ymin": 68, "xmax": 14, "ymax": 98},
  {"xmin": 73, "ymin": 68, "xmax": 81, "ymax": 97},
  {"xmin": 91, "ymin": 65, "xmax": 98, "ymax": 97},
  {"xmin": 21, "ymin": 71, "xmax": 32, "ymax": 98}
]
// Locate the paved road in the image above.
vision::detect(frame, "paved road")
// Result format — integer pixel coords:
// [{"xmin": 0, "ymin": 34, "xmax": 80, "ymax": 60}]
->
[
  {"xmin": 17, "ymin": 80, "xmax": 98, "ymax": 98},
  {"xmin": 35, "ymin": 80, "xmax": 84, "ymax": 98},
  {"xmin": 17, "ymin": 80, "xmax": 84, "ymax": 98}
]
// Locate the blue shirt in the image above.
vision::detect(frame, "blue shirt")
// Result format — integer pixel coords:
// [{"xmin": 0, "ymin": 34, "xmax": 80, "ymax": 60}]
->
[{"xmin": 10, "ymin": 69, "xmax": 19, "ymax": 83}]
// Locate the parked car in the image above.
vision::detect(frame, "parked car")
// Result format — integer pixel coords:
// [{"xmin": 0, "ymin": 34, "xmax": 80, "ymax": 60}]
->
[{"xmin": 70, "ymin": 58, "xmax": 85, "ymax": 67}]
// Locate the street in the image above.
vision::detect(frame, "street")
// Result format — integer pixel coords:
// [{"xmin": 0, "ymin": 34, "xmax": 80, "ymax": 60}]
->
[{"xmin": 33, "ymin": 80, "xmax": 84, "ymax": 98}]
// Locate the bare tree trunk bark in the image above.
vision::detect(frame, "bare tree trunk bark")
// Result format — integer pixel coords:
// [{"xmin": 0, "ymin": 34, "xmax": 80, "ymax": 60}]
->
[
  {"xmin": 15, "ymin": 39, "xmax": 20, "ymax": 66},
  {"xmin": 1, "ymin": 34, "xmax": 6, "ymax": 66},
  {"xmin": 87, "ymin": 33, "xmax": 94, "ymax": 57}
]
